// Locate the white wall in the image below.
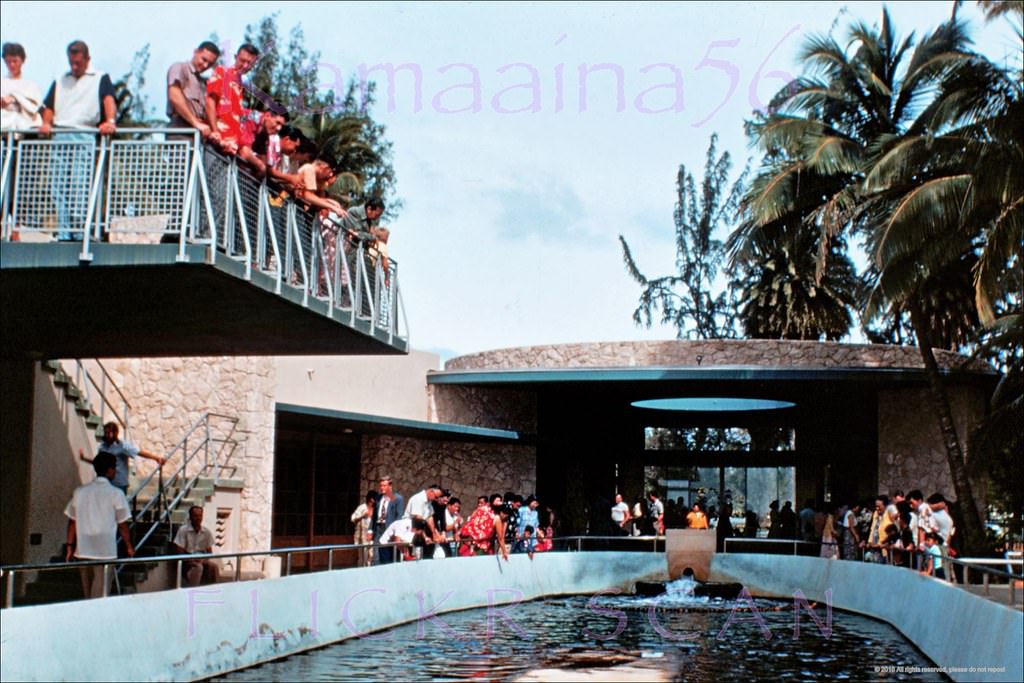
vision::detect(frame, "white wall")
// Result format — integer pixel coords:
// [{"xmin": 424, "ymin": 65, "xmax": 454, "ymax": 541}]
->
[
  {"xmin": 0, "ymin": 552, "xmax": 667, "ymax": 682},
  {"xmin": 274, "ymin": 351, "xmax": 440, "ymax": 420},
  {"xmin": 709, "ymin": 554, "xmax": 1023, "ymax": 683}
]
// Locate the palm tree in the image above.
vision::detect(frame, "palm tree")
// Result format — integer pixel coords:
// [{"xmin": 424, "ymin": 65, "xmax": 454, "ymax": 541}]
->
[
  {"xmin": 731, "ymin": 224, "xmax": 861, "ymax": 340},
  {"xmin": 734, "ymin": 9, "xmax": 1002, "ymax": 551}
]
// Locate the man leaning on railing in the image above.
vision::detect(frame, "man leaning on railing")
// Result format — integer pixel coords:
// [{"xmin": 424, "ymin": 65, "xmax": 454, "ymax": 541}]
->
[
  {"xmin": 166, "ymin": 40, "xmax": 220, "ymax": 140},
  {"xmin": 38, "ymin": 40, "xmax": 116, "ymax": 241}
]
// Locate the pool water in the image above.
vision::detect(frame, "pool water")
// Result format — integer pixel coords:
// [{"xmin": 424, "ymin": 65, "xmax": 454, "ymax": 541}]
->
[{"xmin": 216, "ymin": 582, "xmax": 945, "ymax": 681}]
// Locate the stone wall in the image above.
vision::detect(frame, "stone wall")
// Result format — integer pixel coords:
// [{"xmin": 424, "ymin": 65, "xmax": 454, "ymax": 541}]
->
[
  {"xmin": 101, "ymin": 357, "xmax": 276, "ymax": 555},
  {"xmin": 360, "ymin": 434, "xmax": 536, "ymax": 503},
  {"xmin": 445, "ymin": 340, "xmax": 993, "ymax": 372},
  {"xmin": 877, "ymin": 386, "xmax": 987, "ymax": 509},
  {"xmin": 428, "ymin": 384, "xmax": 537, "ymax": 432}
]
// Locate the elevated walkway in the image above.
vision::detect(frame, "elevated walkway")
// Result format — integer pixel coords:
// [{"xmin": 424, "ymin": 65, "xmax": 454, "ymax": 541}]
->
[{"xmin": 0, "ymin": 128, "xmax": 408, "ymax": 358}]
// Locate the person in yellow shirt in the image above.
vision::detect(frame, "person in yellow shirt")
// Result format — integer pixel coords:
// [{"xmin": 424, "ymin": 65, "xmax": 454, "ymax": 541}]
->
[{"xmin": 686, "ymin": 503, "xmax": 709, "ymax": 529}]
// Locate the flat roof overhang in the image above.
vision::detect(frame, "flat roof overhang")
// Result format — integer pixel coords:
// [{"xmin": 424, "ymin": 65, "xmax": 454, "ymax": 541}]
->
[
  {"xmin": 276, "ymin": 403, "xmax": 524, "ymax": 444},
  {"xmin": 428, "ymin": 364, "xmax": 998, "ymax": 430},
  {"xmin": 1, "ymin": 243, "xmax": 409, "ymax": 358}
]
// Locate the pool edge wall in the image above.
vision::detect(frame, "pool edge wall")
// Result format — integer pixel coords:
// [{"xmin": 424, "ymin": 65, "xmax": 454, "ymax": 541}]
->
[
  {"xmin": 709, "ymin": 554, "xmax": 1023, "ymax": 683},
  {"xmin": 0, "ymin": 552, "xmax": 667, "ymax": 682}
]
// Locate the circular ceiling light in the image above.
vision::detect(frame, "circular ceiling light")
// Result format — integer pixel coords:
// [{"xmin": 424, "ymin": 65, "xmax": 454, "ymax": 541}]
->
[{"xmin": 631, "ymin": 397, "xmax": 796, "ymax": 412}]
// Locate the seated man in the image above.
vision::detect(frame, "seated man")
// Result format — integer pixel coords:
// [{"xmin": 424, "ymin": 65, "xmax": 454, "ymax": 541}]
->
[{"xmin": 173, "ymin": 505, "xmax": 220, "ymax": 586}]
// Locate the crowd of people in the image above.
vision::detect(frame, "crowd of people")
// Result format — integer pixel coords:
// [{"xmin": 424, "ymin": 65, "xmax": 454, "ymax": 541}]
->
[
  {"xmin": 604, "ymin": 487, "xmax": 959, "ymax": 581},
  {"xmin": 2, "ymin": 38, "xmax": 388, "ymax": 283},
  {"xmin": 351, "ymin": 478, "xmax": 558, "ymax": 565},
  {"xmin": 754, "ymin": 491, "xmax": 959, "ymax": 579}
]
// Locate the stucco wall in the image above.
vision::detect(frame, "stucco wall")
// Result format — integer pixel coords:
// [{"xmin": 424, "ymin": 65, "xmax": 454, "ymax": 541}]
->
[
  {"xmin": 24, "ymin": 364, "xmax": 102, "ymax": 567},
  {"xmin": 445, "ymin": 339, "xmax": 993, "ymax": 372},
  {"xmin": 102, "ymin": 357, "xmax": 277, "ymax": 556},
  {"xmin": 0, "ymin": 552, "xmax": 667, "ymax": 682},
  {"xmin": 709, "ymin": 554, "xmax": 1023, "ymax": 683},
  {"xmin": 275, "ymin": 351, "xmax": 439, "ymax": 421},
  {"xmin": 361, "ymin": 434, "xmax": 537, "ymax": 502}
]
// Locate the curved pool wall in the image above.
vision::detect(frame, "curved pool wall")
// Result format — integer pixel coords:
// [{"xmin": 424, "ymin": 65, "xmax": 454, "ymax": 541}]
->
[
  {"xmin": 0, "ymin": 553, "xmax": 667, "ymax": 682},
  {"xmin": 709, "ymin": 554, "xmax": 1024, "ymax": 683}
]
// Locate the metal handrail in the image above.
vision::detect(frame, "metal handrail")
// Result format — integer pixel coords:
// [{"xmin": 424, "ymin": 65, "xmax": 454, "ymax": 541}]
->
[
  {"xmin": 71, "ymin": 359, "xmax": 132, "ymax": 440},
  {"xmin": 1, "ymin": 535, "xmax": 664, "ymax": 608},
  {"xmin": 1, "ymin": 128, "xmax": 408, "ymax": 343},
  {"xmin": 128, "ymin": 413, "xmax": 239, "ymax": 559},
  {"xmin": 945, "ymin": 556, "xmax": 1022, "ymax": 605},
  {"xmin": 723, "ymin": 537, "xmax": 823, "ymax": 555}
]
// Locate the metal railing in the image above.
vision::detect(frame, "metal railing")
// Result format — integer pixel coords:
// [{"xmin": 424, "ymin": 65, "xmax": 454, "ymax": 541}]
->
[
  {"xmin": 128, "ymin": 412, "xmax": 239, "ymax": 557},
  {"xmin": 948, "ymin": 557, "xmax": 1023, "ymax": 606},
  {"xmin": 723, "ymin": 537, "xmax": 824, "ymax": 555},
  {"xmin": 1, "ymin": 535, "xmax": 663, "ymax": 608},
  {"xmin": 0, "ymin": 128, "xmax": 407, "ymax": 343},
  {"xmin": 68, "ymin": 359, "xmax": 132, "ymax": 441}
]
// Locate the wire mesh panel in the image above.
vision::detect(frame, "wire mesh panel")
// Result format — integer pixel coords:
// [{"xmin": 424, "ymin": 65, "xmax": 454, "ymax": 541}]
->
[
  {"xmin": 377, "ymin": 258, "xmax": 396, "ymax": 330},
  {"xmin": 197, "ymin": 147, "xmax": 230, "ymax": 243},
  {"xmin": 231, "ymin": 166, "xmax": 262, "ymax": 261},
  {"xmin": 105, "ymin": 139, "xmax": 191, "ymax": 240},
  {"xmin": 12, "ymin": 135, "xmax": 95, "ymax": 239},
  {"xmin": 292, "ymin": 206, "xmax": 318, "ymax": 296},
  {"xmin": 265, "ymin": 194, "xmax": 289, "ymax": 275}
]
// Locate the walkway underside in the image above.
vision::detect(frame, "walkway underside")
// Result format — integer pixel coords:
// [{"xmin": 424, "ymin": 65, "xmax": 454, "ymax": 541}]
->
[{"xmin": 1, "ymin": 243, "xmax": 407, "ymax": 358}]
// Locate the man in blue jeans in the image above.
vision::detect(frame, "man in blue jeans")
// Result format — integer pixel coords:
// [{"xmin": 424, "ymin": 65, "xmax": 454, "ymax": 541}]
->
[{"xmin": 39, "ymin": 40, "xmax": 117, "ymax": 240}]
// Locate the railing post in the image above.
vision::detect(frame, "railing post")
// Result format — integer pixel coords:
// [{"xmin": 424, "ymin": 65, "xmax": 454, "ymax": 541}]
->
[
  {"xmin": 983, "ymin": 571, "xmax": 990, "ymax": 596},
  {"xmin": 235, "ymin": 554, "xmax": 241, "ymax": 582},
  {"xmin": 101, "ymin": 564, "xmax": 109, "ymax": 598},
  {"xmin": 577, "ymin": 537, "xmax": 582, "ymax": 553},
  {"xmin": 285, "ymin": 553, "xmax": 292, "ymax": 577},
  {"xmin": 176, "ymin": 560, "xmax": 182, "ymax": 589},
  {"xmin": 4, "ymin": 570, "xmax": 14, "ymax": 608},
  {"xmin": 327, "ymin": 548, "xmax": 333, "ymax": 571}
]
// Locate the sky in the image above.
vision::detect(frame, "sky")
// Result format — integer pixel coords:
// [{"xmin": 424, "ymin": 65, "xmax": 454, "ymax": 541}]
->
[{"xmin": 2, "ymin": 1, "xmax": 1019, "ymax": 360}]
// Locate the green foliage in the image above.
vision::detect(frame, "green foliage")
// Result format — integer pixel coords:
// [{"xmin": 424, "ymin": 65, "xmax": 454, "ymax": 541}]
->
[
  {"xmin": 241, "ymin": 15, "xmax": 400, "ymax": 214},
  {"xmin": 620, "ymin": 134, "xmax": 747, "ymax": 340},
  {"xmin": 113, "ymin": 44, "xmax": 153, "ymax": 126}
]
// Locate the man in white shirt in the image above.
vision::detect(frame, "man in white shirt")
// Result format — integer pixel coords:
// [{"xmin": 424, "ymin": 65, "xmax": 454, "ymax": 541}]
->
[
  {"xmin": 39, "ymin": 40, "xmax": 116, "ymax": 241},
  {"xmin": 908, "ymin": 489, "xmax": 935, "ymax": 549},
  {"xmin": 405, "ymin": 485, "xmax": 441, "ymax": 522},
  {"xmin": 173, "ymin": 505, "xmax": 219, "ymax": 586},
  {"xmin": 64, "ymin": 452, "xmax": 134, "ymax": 598},
  {"xmin": 611, "ymin": 493, "xmax": 632, "ymax": 535}
]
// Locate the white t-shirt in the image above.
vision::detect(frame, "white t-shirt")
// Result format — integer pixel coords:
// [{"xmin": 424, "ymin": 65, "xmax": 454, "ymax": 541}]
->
[
  {"xmin": 611, "ymin": 501, "xmax": 630, "ymax": 524},
  {"xmin": 64, "ymin": 476, "xmax": 131, "ymax": 559},
  {"xmin": 932, "ymin": 508, "xmax": 954, "ymax": 542},
  {"xmin": 382, "ymin": 518, "xmax": 414, "ymax": 544},
  {"xmin": 404, "ymin": 490, "xmax": 432, "ymax": 520},
  {"xmin": 173, "ymin": 524, "xmax": 215, "ymax": 554}
]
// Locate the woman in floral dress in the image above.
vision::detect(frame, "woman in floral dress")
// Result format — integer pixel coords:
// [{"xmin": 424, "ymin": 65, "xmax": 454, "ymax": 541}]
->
[{"xmin": 459, "ymin": 494, "xmax": 501, "ymax": 556}]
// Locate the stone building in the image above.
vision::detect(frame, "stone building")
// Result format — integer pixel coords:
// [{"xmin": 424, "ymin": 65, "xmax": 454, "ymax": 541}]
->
[{"xmin": 7, "ymin": 337, "xmax": 994, "ymax": 578}]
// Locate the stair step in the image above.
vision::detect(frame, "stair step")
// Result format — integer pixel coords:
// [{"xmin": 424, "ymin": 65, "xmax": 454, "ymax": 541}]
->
[
  {"xmin": 52, "ymin": 370, "xmax": 70, "ymax": 386},
  {"xmin": 75, "ymin": 398, "xmax": 93, "ymax": 415},
  {"xmin": 85, "ymin": 414, "xmax": 102, "ymax": 428},
  {"xmin": 43, "ymin": 360, "xmax": 61, "ymax": 374},
  {"xmin": 64, "ymin": 385, "xmax": 82, "ymax": 400}
]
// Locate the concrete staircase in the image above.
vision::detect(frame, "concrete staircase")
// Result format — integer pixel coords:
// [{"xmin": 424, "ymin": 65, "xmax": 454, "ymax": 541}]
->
[
  {"xmin": 42, "ymin": 360, "xmax": 104, "ymax": 437},
  {"xmin": 20, "ymin": 362, "xmax": 244, "ymax": 605}
]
